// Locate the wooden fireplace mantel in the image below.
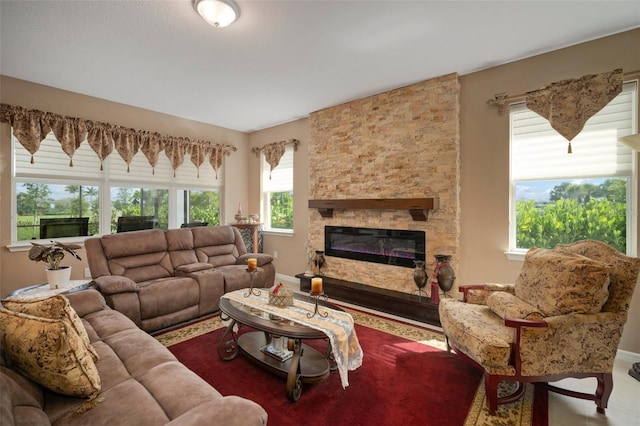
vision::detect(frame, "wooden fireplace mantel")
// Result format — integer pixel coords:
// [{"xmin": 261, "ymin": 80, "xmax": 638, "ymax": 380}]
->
[{"xmin": 308, "ymin": 198, "xmax": 438, "ymax": 221}]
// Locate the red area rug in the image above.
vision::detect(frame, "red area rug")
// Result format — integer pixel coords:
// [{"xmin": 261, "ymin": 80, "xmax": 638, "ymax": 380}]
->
[{"xmin": 158, "ymin": 311, "xmax": 547, "ymax": 426}]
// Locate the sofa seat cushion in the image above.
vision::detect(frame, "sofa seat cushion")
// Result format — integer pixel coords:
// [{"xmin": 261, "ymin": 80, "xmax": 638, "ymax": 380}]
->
[
  {"xmin": 1, "ymin": 366, "xmax": 49, "ymax": 426},
  {"xmin": 486, "ymin": 291, "xmax": 545, "ymax": 321},
  {"xmin": 0, "ymin": 306, "xmax": 101, "ymax": 399},
  {"xmin": 137, "ymin": 278, "xmax": 200, "ymax": 320},
  {"xmin": 438, "ymin": 299, "xmax": 514, "ymax": 374},
  {"xmin": 515, "ymin": 248, "xmax": 610, "ymax": 316}
]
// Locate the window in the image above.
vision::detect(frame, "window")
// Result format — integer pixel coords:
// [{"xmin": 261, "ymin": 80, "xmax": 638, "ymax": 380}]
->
[
  {"xmin": 261, "ymin": 145, "xmax": 294, "ymax": 232},
  {"xmin": 510, "ymin": 81, "xmax": 637, "ymax": 255},
  {"xmin": 12, "ymin": 132, "xmax": 222, "ymax": 242}
]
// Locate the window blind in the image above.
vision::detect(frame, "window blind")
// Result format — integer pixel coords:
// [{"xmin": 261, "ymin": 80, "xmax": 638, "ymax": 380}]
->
[
  {"xmin": 262, "ymin": 145, "xmax": 293, "ymax": 193},
  {"xmin": 511, "ymin": 81, "xmax": 636, "ymax": 181},
  {"xmin": 15, "ymin": 132, "xmax": 223, "ymax": 189}
]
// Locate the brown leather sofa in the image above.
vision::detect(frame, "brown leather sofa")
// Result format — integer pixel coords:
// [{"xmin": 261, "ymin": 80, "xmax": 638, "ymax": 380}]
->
[
  {"xmin": 0, "ymin": 289, "xmax": 268, "ymax": 425},
  {"xmin": 85, "ymin": 226, "xmax": 275, "ymax": 332}
]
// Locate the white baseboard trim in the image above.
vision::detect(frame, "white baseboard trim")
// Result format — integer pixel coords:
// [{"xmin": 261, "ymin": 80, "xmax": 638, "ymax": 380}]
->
[{"xmin": 617, "ymin": 348, "xmax": 640, "ymax": 363}]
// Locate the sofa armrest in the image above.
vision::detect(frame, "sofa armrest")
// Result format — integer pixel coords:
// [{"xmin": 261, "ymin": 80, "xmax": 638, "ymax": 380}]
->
[
  {"xmin": 176, "ymin": 263, "xmax": 214, "ymax": 275},
  {"xmin": 64, "ymin": 289, "xmax": 108, "ymax": 317},
  {"xmin": 166, "ymin": 396, "xmax": 267, "ymax": 426},
  {"xmin": 93, "ymin": 276, "xmax": 139, "ymax": 295},
  {"xmin": 236, "ymin": 253, "xmax": 273, "ymax": 267},
  {"xmin": 460, "ymin": 283, "xmax": 515, "ymax": 304}
]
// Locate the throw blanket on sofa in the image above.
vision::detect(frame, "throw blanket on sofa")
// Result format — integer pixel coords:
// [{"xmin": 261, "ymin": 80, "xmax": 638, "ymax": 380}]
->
[{"xmin": 222, "ymin": 290, "xmax": 363, "ymax": 388}]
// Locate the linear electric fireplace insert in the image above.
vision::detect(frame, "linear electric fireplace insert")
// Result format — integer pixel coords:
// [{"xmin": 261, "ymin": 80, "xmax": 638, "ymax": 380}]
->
[{"xmin": 324, "ymin": 226, "xmax": 425, "ymax": 268}]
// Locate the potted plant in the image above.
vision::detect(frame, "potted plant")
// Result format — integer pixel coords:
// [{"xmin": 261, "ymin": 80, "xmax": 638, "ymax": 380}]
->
[{"xmin": 28, "ymin": 241, "xmax": 82, "ymax": 289}]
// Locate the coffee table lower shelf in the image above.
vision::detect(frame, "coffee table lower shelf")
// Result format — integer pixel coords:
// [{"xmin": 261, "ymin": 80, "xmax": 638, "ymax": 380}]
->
[{"xmin": 235, "ymin": 331, "xmax": 331, "ymax": 401}]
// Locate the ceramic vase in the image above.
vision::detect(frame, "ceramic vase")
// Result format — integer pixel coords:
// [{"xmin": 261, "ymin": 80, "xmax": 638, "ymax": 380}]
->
[
  {"xmin": 313, "ymin": 250, "xmax": 325, "ymax": 275},
  {"xmin": 413, "ymin": 260, "xmax": 428, "ymax": 290},
  {"xmin": 434, "ymin": 254, "xmax": 455, "ymax": 297},
  {"xmin": 46, "ymin": 266, "xmax": 72, "ymax": 289}
]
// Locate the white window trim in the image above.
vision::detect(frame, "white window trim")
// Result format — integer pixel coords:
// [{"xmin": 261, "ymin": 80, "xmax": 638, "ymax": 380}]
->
[{"xmin": 506, "ymin": 80, "xmax": 638, "ymax": 259}]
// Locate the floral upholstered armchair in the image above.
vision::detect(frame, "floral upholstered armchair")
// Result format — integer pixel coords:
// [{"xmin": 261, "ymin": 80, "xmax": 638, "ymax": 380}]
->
[{"xmin": 439, "ymin": 240, "xmax": 640, "ymax": 415}]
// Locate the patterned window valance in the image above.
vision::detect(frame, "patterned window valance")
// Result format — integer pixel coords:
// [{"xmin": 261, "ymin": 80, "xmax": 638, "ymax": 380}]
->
[
  {"xmin": 486, "ymin": 69, "xmax": 629, "ymax": 153},
  {"xmin": 251, "ymin": 138, "xmax": 299, "ymax": 178},
  {"xmin": 0, "ymin": 104, "xmax": 236, "ymax": 177},
  {"xmin": 525, "ymin": 69, "xmax": 623, "ymax": 151}
]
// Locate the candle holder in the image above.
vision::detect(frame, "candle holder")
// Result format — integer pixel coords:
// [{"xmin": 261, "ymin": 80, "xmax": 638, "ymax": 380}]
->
[
  {"xmin": 307, "ymin": 292, "xmax": 329, "ymax": 318},
  {"xmin": 244, "ymin": 269, "xmax": 261, "ymax": 297}
]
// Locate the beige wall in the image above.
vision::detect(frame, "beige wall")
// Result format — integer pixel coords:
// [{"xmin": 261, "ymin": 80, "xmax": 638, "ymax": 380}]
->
[
  {"xmin": 247, "ymin": 119, "xmax": 309, "ymax": 277},
  {"xmin": 250, "ymin": 29, "xmax": 640, "ymax": 353},
  {"xmin": 459, "ymin": 29, "xmax": 640, "ymax": 353},
  {"xmin": 1, "ymin": 29, "xmax": 639, "ymax": 353},
  {"xmin": 0, "ymin": 76, "xmax": 249, "ymax": 296}
]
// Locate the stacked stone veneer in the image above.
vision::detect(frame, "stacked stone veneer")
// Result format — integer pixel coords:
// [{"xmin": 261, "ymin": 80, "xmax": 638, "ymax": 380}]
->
[{"xmin": 308, "ymin": 73, "xmax": 460, "ymax": 294}]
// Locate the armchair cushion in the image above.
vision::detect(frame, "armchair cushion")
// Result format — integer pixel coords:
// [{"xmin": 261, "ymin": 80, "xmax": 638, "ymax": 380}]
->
[
  {"xmin": 515, "ymin": 248, "xmax": 610, "ymax": 317},
  {"xmin": 438, "ymin": 299, "xmax": 514, "ymax": 374},
  {"xmin": 486, "ymin": 291, "xmax": 545, "ymax": 321},
  {"xmin": 556, "ymin": 240, "xmax": 640, "ymax": 313}
]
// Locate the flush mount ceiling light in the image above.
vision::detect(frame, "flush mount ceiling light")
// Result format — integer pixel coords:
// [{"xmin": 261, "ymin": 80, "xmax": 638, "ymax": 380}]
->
[{"xmin": 194, "ymin": 0, "xmax": 240, "ymax": 28}]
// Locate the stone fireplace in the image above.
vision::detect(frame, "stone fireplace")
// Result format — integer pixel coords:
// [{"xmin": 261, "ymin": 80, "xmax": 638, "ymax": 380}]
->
[{"xmin": 308, "ymin": 73, "xmax": 460, "ymax": 297}]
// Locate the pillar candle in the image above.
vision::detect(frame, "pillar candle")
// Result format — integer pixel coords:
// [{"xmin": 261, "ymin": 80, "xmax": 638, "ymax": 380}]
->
[
  {"xmin": 311, "ymin": 277, "xmax": 323, "ymax": 295},
  {"xmin": 247, "ymin": 258, "xmax": 257, "ymax": 271}
]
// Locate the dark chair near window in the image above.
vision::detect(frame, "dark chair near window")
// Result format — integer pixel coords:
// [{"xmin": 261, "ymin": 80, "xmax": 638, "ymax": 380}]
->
[
  {"xmin": 180, "ymin": 221, "xmax": 208, "ymax": 228},
  {"xmin": 117, "ymin": 216, "xmax": 156, "ymax": 233},
  {"xmin": 39, "ymin": 217, "xmax": 90, "ymax": 239}
]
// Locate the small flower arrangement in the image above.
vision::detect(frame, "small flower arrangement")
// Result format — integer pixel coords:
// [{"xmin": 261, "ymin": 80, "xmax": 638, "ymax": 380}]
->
[{"xmin": 28, "ymin": 241, "xmax": 82, "ymax": 270}]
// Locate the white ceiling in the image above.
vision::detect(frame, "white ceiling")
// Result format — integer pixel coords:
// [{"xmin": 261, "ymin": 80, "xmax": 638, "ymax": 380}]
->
[{"xmin": 1, "ymin": 1, "xmax": 639, "ymax": 133}]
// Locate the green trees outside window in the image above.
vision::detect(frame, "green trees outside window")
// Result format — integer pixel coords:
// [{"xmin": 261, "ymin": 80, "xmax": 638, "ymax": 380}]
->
[
  {"xmin": 16, "ymin": 183, "xmax": 99, "ymax": 240},
  {"xmin": 182, "ymin": 190, "xmax": 220, "ymax": 226},
  {"xmin": 516, "ymin": 178, "xmax": 627, "ymax": 253},
  {"xmin": 269, "ymin": 191, "xmax": 293, "ymax": 229}
]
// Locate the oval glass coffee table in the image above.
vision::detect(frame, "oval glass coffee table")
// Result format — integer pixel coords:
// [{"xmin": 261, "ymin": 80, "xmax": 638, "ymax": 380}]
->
[{"xmin": 217, "ymin": 293, "xmax": 340, "ymax": 401}]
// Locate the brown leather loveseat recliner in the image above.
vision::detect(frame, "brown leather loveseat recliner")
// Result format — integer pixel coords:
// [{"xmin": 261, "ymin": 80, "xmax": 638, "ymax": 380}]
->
[{"xmin": 85, "ymin": 225, "xmax": 275, "ymax": 332}]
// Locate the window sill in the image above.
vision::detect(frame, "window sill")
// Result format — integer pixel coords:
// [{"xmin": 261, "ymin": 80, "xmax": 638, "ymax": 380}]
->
[
  {"xmin": 7, "ymin": 237, "xmax": 89, "ymax": 253},
  {"xmin": 504, "ymin": 251, "xmax": 526, "ymax": 262},
  {"xmin": 262, "ymin": 229, "xmax": 293, "ymax": 237}
]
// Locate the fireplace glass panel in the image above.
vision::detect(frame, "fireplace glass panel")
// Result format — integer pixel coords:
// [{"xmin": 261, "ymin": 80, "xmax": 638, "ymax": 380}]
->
[{"xmin": 325, "ymin": 226, "xmax": 425, "ymax": 268}]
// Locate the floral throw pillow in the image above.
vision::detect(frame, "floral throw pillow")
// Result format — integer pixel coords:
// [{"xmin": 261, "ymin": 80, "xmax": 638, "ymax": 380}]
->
[
  {"xmin": 486, "ymin": 291, "xmax": 545, "ymax": 321},
  {"xmin": 0, "ymin": 302, "xmax": 101, "ymax": 399},
  {"xmin": 515, "ymin": 248, "xmax": 610, "ymax": 317},
  {"xmin": 1, "ymin": 295, "xmax": 98, "ymax": 361}
]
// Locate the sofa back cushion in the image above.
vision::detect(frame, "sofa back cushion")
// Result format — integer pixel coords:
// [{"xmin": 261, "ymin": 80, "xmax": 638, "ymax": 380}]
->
[
  {"xmin": 515, "ymin": 248, "xmax": 610, "ymax": 316},
  {"xmin": 166, "ymin": 228, "xmax": 199, "ymax": 269},
  {"xmin": 556, "ymin": 239, "xmax": 640, "ymax": 313},
  {"xmin": 192, "ymin": 226, "xmax": 246, "ymax": 267},
  {"xmin": 98, "ymin": 229, "xmax": 173, "ymax": 282}
]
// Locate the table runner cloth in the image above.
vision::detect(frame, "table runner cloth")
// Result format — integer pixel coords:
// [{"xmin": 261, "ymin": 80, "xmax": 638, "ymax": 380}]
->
[{"xmin": 222, "ymin": 289, "xmax": 363, "ymax": 388}]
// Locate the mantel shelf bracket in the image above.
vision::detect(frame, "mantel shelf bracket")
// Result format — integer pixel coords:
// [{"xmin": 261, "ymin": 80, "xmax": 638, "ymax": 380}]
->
[{"xmin": 308, "ymin": 198, "xmax": 438, "ymax": 222}]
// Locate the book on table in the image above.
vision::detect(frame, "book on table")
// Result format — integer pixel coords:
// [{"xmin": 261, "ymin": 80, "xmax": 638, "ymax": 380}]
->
[{"xmin": 260, "ymin": 344, "xmax": 293, "ymax": 362}]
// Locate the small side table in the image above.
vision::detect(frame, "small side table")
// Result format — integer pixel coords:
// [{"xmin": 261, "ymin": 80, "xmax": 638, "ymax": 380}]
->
[
  {"xmin": 6, "ymin": 280, "xmax": 93, "ymax": 299},
  {"xmin": 232, "ymin": 223, "xmax": 263, "ymax": 253}
]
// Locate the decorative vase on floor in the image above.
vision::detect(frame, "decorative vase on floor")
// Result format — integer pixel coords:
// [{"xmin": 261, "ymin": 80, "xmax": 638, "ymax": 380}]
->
[
  {"xmin": 313, "ymin": 250, "xmax": 325, "ymax": 275},
  {"xmin": 413, "ymin": 260, "xmax": 428, "ymax": 301},
  {"xmin": 46, "ymin": 266, "xmax": 72, "ymax": 289},
  {"xmin": 432, "ymin": 254, "xmax": 455, "ymax": 304}
]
